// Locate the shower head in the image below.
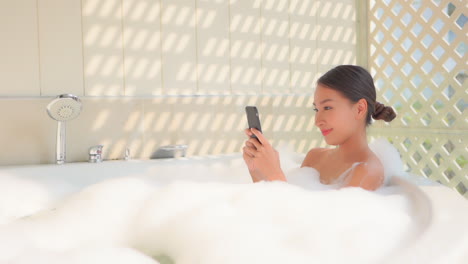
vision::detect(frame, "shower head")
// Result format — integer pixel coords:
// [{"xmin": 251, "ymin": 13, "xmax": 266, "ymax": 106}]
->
[
  {"xmin": 47, "ymin": 94, "xmax": 82, "ymax": 164},
  {"xmin": 47, "ymin": 94, "xmax": 82, "ymax": 122}
]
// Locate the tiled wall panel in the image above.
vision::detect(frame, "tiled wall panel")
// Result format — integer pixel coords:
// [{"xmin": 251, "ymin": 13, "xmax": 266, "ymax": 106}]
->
[
  {"xmin": 38, "ymin": 0, "xmax": 84, "ymax": 96},
  {"xmin": 161, "ymin": 0, "xmax": 197, "ymax": 95},
  {"xmin": 123, "ymin": 0, "xmax": 163, "ymax": 96},
  {"xmin": 196, "ymin": 0, "xmax": 231, "ymax": 94},
  {"xmin": 289, "ymin": 0, "xmax": 318, "ymax": 92},
  {"xmin": 82, "ymin": 0, "xmax": 125, "ymax": 96},
  {"xmin": 0, "ymin": 0, "xmax": 358, "ymax": 166},
  {"xmin": 262, "ymin": 0, "xmax": 290, "ymax": 93},
  {"xmin": 0, "ymin": 0, "xmax": 40, "ymax": 96},
  {"xmin": 230, "ymin": 0, "xmax": 262, "ymax": 94}
]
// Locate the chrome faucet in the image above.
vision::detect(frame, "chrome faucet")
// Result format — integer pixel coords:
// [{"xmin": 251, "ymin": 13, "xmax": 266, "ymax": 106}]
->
[
  {"xmin": 124, "ymin": 147, "xmax": 131, "ymax": 160},
  {"xmin": 89, "ymin": 145, "xmax": 103, "ymax": 163},
  {"xmin": 151, "ymin": 144, "xmax": 188, "ymax": 159}
]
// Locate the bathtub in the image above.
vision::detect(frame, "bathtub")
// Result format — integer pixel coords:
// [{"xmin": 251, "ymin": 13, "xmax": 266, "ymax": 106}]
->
[{"xmin": 0, "ymin": 153, "xmax": 467, "ymax": 264}]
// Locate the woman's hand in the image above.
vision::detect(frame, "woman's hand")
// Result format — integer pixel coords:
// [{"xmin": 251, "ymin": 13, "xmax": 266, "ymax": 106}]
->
[{"xmin": 242, "ymin": 128, "xmax": 286, "ymax": 182}]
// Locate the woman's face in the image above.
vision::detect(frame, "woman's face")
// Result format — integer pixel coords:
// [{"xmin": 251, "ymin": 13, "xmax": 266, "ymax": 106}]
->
[{"xmin": 313, "ymin": 84, "xmax": 362, "ymax": 145}]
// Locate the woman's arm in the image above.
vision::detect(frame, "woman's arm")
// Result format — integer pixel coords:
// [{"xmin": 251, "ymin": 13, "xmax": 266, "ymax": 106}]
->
[{"xmin": 242, "ymin": 128, "xmax": 287, "ymax": 182}]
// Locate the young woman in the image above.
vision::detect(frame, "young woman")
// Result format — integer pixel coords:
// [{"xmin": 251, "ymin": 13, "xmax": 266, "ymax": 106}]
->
[{"xmin": 242, "ymin": 65, "xmax": 396, "ymax": 191}]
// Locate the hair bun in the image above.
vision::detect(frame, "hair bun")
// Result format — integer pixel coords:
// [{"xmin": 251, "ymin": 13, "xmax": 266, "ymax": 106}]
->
[{"xmin": 372, "ymin": 101, "xmax": 397, "ymax": 122}]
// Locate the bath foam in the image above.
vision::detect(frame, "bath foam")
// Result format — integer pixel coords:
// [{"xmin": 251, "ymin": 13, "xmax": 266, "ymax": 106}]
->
[
  {"xmin": 9, "ymin": 246, "xmax": 159, "ymax": 264},
  {"xmin": 0, "ymin": 180, "xmax": 411, "ymax": 263},
  {"xmin": 0, "ymin": 175, "xmax": 53, "ymax": 225},
  {"xmin": 0, "ymin": 139, "xmax": 415, "ymax": 263},
  {"xmin": 131, "ymin": 181, "xmax": 411, "ymax": 264},
  {"xmin": 0, "ymin": 178, "xmax": 157, "ymax": 261},
  {"xmin": 369, "ymin": 138, "xmax": 405, "ymax": 185},
  {"xmin": 284, "ymin": 138, "xmax": 406, "ymax": 190}
]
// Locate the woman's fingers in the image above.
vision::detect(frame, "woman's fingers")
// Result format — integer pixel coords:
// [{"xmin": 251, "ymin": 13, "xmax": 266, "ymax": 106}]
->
[
  {"xmin": 243, "ymin": 145, "xmax": 256, "ymax": 158},
  {"xmin": 244, "ymin": 128, "xmax": 272, "ymax": 157},
  {"xmin": 245, "ymin": 128, "xmax": 253, "ymax": 138},
  {"xmin": 250, "ymin": 128, "xmax": 270, "ymax": 147},
  {"xmin": 245, "ymin": 141, "xmax": 255, "ymax": 148},
  {"xmin": 248, "ymin": 138, "xmax": 263, "ymax": 150}
]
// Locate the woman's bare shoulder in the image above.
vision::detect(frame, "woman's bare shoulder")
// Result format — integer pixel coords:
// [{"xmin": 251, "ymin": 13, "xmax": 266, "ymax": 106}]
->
[
  {"xmin": 345, "ymin": 156, "xmax": 384, "ymax": 190},
  {"xmin": 301, "ymin": 148, "xmax": 330, "ymax": 168}
]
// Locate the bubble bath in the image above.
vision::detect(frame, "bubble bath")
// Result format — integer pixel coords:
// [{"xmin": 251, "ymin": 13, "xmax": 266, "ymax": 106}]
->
[{"xmin": 0, "ymin": 140, "xmax": 467, "ymax": 264}]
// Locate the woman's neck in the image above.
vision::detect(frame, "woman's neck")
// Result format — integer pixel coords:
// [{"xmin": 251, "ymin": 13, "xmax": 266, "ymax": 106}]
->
[{"xmin": 335, "ymin": 130, "xmax": 369, "ymax": 162}]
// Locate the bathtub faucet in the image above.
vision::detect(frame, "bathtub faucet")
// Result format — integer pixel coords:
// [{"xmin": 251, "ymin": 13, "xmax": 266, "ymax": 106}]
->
[
  {"xmin": 151, "ymin": 144, "xmax": 188, "ymax": 159},
  {"xmin": 89, "ymin": 145, "xmax": 103, "ymax": 163}
]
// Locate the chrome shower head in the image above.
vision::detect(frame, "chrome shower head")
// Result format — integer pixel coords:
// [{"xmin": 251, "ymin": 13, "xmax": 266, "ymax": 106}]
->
[
  {"xmin": 46, "ymin": 94, "xmax": 82, "ymax": 122},
  {"xmin": 47, "ymin": 94, "xmax": 82, "ymax": 164}
]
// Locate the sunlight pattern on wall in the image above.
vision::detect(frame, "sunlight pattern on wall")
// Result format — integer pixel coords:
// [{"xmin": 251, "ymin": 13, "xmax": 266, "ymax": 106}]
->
[
  {"xmin": 123, "ymin": 0, "xmax": 163, "ymax": 95},
  {"xmin": 0, "ymin": 0, "xmax": 356, "ymax": 165},
  {"xmin": 83, "ymin": 0, "xmax": 125, "ymax": 96},
  {"xmin": 80, "ymin": 0, "xmax": 356, "ymax": 96},
  {"xmin": 71, "ymin": 0, "xmax": 356, "ymax": 162}
]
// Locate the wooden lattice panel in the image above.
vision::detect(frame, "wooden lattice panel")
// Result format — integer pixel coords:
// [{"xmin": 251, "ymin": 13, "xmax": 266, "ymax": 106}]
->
[{"xmin": 368, "ymin": 0, "xmax": 467, "ymax": 197}]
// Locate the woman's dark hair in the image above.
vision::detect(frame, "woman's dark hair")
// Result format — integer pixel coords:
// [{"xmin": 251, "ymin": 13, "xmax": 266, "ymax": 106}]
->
[{"xmin": 317, "ymin": 65, "xmax": 396, "ymax": 125}]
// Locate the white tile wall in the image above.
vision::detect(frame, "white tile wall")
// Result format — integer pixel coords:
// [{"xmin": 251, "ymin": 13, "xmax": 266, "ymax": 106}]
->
[
  {"xmin": 0, "ymin": 0, "xmax": 357, "ymax": 165},
  {"xmin": 196, "ymin": 0, "xmax": 230, "ymax": 94},
  {"xmin": 0, "ymin": 0, "xmax": 356, "ymax": 97},
  {"xmin": 38, "ymin": 0, "xmax": 84, "ymax": 96},
  {"xmin": 161, "ymin": 0, "xmax": 197, "ymax": 95},
  {"xmin": 0, "ymin": 0, "xmax": 40, "ymax": 96},
  {"xmin": 123, "ymin": 0, "xmax": 163, "ymax": 96},
  {"xmin": 290, "ymin": 0, "xmax": 318, "ymax": 93},
  {"xmin": 82, "ymin": 0, "xmax": 125, "ymax": 96},
  {"xmin": 316, "ymin": 0, "xmax": 356, "ymax": 72},
  {"xmin": 0, "ymin": 95, "xmax": 320, "ymax": 165},
  {"xmin": 230, "ymin": 0, "xmax": 262, "ymax": 94},
  {"xmin": 262, "ymin": 0, "xmax": 290, "ymax": 93}
]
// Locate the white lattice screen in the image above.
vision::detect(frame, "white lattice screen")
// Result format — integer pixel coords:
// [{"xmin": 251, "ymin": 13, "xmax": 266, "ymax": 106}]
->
[{"xmin": 367, "ymin": 0, "xmax": 467, "ymax": 198}]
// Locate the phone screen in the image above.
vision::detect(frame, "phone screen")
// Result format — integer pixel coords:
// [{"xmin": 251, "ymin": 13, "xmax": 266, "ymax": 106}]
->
[{"xmin": 245, "ymin": 106, "xmax": 262, "ymax": 139}]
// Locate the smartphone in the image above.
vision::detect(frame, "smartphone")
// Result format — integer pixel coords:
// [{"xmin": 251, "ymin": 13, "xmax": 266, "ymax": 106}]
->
[{"xmin": 245, "ymin": 106, "xmax": 262, "ymax": 139}]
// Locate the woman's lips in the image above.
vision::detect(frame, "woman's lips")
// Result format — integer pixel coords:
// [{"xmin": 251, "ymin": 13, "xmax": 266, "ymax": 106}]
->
[{"xmin": 321, "ymin": 129, "xmax": 333, "ymax": 136}]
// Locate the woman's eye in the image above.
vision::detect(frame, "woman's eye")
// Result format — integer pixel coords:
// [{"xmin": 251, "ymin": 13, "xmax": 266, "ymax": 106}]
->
[
  {"xmin": 313, "ymin": 108, "xmax": 318, "ymax": 112},
  {"xmin": 324, "ymin": 106, "xmax": 332, "ymax": 110}
]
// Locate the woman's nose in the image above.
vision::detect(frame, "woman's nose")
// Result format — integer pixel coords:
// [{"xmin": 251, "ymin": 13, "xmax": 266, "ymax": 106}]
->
[{"xmin": 315, "ymin": 112, "xmax": 324, "ymax": 127}]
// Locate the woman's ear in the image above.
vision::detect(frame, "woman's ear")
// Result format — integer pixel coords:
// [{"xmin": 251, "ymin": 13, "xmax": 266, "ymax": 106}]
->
[{"xmin": 355, "ymin": 99, "xmax": 368, "ymax": 120}]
